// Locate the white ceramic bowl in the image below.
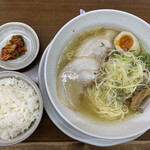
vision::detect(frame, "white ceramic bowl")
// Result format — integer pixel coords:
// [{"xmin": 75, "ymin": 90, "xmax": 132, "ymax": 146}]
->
[
  {"xmin": 0, "ymin": 22, "xmax": 39, "ymax": 70},
  {"xmin": 39, "ymin": 43, "xmax": 145, "ymax": 147},
  {"xmin": 44, "ymin": 9, "xmax": 150, "ymax": 140},
  {"xmin": 0, "ymin": 71, "xmax": 43, "ymax": 146}
]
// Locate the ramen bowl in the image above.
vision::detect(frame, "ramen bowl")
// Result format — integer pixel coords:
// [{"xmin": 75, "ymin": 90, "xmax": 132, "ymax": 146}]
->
[{"xmin": 44, "ymin": 9, "xmax": 150, "ymax": 140}]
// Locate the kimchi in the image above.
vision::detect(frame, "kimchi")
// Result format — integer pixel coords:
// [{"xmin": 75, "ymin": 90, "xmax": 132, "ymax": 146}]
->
[{"xmin": 1, "ymin": 35, "xmax": 27, "ymax": 61}]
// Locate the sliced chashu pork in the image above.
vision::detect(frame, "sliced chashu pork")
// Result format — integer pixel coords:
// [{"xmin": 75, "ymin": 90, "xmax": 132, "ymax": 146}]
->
[
  {"xmin": 57, "ymin": 57, "xmax": 100, "ymax": 110},
  {"xmin": 58, "ymin": 37, "xmax": 112, "ymax": 109},
  {"xmin": 75, "ymin": 37, "xmax": 112, "ymax": 60}
]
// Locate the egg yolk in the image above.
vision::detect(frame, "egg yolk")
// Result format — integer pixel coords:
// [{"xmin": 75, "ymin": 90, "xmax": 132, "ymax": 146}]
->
[{"xmin": 119, "ymin": 35, "xmax": 133, "ymax": 50}]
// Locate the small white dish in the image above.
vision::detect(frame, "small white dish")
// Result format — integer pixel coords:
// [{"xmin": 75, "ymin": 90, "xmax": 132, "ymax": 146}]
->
[
  {"xmin": 44, "ymin": 9, "xmax": 150, "ymax": 140},
  {"xmin": 0, "ymin": 22, "xmax": 39, "ymax": 70},
  {"xmin": 0, "ymin": 71, "xmax": 43, "ymax": 146},
  {"xmin": 38, "ymin": 42, "xmax": 144, "ymax": 147}
]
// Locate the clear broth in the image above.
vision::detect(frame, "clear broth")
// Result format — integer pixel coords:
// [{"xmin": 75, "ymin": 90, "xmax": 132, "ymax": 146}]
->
[{"xmin": 57, "ymin": 27, "xmax": 138, "ymax": 123}]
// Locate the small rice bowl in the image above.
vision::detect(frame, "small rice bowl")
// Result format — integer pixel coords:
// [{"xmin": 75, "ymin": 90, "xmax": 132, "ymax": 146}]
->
[{"xmin": 0, "ymin": 77, "xmax": 39, "ymax": 140}]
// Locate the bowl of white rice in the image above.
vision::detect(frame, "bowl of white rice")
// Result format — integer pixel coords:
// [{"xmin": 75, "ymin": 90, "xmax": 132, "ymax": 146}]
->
[{"xmin": 0, "ymin": 71, "xmax": 43, "ymax": 146}]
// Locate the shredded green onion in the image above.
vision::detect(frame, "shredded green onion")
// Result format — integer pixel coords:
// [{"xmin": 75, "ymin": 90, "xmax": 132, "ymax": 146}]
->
[{"xmin": 85, "ymin": 50, "xmax": 150, "ymax": 120}]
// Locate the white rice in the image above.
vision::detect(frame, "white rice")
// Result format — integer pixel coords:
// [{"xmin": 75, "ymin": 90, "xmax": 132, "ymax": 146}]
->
[{"xmin": 0, "ymin": 77, "xmax": 39, "ymax": 140}]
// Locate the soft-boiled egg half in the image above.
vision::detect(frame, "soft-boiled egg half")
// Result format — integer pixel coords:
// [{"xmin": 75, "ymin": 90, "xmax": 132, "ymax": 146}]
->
[{"xmin": 114, "ymin": 31, "xmax": 140, "ymax": 55}]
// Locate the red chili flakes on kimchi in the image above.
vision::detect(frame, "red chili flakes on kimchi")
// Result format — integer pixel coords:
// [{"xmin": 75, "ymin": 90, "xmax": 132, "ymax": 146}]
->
[{"xmin": 1, "ymin": 35, "xmax": 27, "ymax": 61}]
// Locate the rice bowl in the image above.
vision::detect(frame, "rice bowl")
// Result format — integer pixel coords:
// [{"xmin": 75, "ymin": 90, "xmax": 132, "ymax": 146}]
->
[{"xmin": 0, "ymin": 71, "xmax": 43, "ymax": 146}]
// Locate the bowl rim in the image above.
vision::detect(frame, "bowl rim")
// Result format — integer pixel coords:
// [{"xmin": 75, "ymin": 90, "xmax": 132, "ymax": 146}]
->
[
  {"xmin": 0, "ymin": 71, "xmax": 43, "ymax": 146},
  {"xmin": 44, "ymin": 9, "xmax": 150, "ymax": 140},
  {"xmin": 0, "ymin": 22, "xmax": 40, "ymax": 70}
]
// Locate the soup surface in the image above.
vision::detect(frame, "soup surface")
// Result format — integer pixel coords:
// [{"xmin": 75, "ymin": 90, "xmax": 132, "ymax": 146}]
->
[{"xmin": 57, "ymin": 27, "xmax": 150, "ymax": 123}]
